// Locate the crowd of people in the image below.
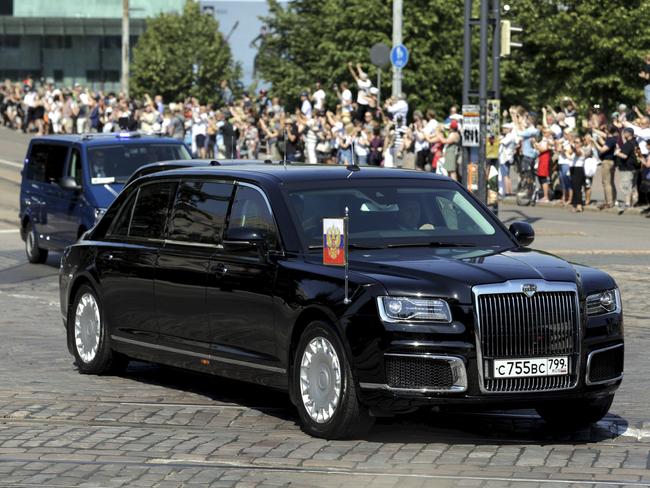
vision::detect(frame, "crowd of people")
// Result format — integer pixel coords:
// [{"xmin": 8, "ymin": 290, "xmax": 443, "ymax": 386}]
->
[{"xmin": 1, "ymin": 65, "xmax": 650, "ymax": 216}]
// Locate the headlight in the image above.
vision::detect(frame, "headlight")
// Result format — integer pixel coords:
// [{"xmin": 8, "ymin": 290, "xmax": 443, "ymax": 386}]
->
[
  {"xmin": 586, "ymin": 289, "xmax": 619, "ymax": 316},
  {"xmin": 94, "ymin": 208, "xmax": 107, "ymax": 224},
  {"xmin": 377, "ymin": 296, "xmax": 452, "ymax": 323}
]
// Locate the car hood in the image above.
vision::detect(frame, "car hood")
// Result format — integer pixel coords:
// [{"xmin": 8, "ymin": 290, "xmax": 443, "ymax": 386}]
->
[
  {"xmin": 338, "ymin": 247, "xmax": 613, "ymax": 304},
  {"xmin": 88, "ymin": 182, "xmax": 124, "ymax": 208}
]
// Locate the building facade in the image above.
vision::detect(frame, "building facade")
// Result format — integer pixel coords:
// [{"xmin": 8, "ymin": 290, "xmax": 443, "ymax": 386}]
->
[{"xmin": 0, "ymin": 0, "xmax": 185, "ymax": 91}]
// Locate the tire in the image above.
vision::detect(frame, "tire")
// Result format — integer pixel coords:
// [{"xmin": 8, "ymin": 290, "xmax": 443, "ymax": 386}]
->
[
  {"xmin": 293, "ymin": 321, "xmax": 374, "ymax": 439},
  {"xmin": 25, "ymin": 222, "xmax": 48, "ymax": 264},
  {"xmin": 536, "ymin": 394, "xmax": 614, "ymax": 429},
  {"xmin": 70, "ymin": 284, "xmax": 128, "ymax": 375}
]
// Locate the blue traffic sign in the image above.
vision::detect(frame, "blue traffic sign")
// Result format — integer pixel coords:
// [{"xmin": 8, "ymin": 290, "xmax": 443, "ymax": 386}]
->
[{"xmin": 390, "ymin": 44, "xmax": 409, "ymax": 69}]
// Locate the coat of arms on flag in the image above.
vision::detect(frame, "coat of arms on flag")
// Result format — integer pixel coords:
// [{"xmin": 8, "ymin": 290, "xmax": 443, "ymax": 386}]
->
[{"xmin": 322, "ymin": 218, "xmax": 346, "ymax": 266}]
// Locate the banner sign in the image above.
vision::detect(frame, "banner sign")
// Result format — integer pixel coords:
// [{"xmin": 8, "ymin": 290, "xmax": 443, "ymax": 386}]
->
[
  {"xmin": 323, "ymin": 218, "xmax": 346, "ymax": 266},
  {"xmin": 461, "ymin": 104, "xmax": 480, "ymax": 147}
]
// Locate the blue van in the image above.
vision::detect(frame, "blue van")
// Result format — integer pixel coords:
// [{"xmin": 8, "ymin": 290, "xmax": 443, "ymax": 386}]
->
[{"xmin": 19, "ymin": 133, "xmax": 191, "ymax": 263}]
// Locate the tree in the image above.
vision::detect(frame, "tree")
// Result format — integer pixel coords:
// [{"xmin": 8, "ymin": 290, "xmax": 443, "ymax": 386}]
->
[
  {"xmin": 258, "ymin": 0, "xmax": 650, "ymax": 117},
  {"xmin": 256, "ymin": 0, "xmax": 464, "ymax": 115},
  {"xmin": 131, "ymin": 1, "xmax": 241, "ymax": 103}
]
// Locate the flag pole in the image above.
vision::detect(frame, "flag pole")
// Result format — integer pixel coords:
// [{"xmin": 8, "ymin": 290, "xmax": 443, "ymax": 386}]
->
[{"xmin": 344, "ymin": 206, "xmax": 350, "ymax": 304}]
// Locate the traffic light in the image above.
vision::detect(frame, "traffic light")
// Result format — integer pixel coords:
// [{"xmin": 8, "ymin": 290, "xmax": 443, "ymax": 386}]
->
[{"xmin": 500, "ymin": 20, "xmax": 522, "ymax": 57}]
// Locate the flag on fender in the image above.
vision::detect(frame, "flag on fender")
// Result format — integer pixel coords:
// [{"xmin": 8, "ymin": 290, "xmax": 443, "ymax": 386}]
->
[{"xmin": 322, "ymin": 218, "xmax": 345, "ymax": 266}]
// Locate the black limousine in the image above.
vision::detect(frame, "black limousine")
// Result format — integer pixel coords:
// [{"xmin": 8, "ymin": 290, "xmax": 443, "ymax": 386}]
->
[{"xmin": 59, "ymin": 165, "xmax": 624, "ymax": 439}]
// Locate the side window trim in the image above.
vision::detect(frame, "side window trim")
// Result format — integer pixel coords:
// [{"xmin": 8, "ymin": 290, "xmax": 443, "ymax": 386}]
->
[{"xmin": 230, "ymin": 181, "xmax": 283, "ymax": 252}]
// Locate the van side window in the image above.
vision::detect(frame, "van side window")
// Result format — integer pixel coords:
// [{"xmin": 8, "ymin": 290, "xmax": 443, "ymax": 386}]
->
[
  {"xmin": 228, "ymin": 185, "xmax": 278, "ymax": 248},
  {"xmin": 26, "ymin": 143, "xmax": 68, "ymax": 183},
  {"xmin": 68, "ymin": 148, "xmax": 83, "ymax": 187},
  {"xmin": 168, "ymin": 180, "xmax": 233, "ymax": 244},
  {"xmin": 129, "ymin": 182, "xmax": 177, "ymax": 240}
]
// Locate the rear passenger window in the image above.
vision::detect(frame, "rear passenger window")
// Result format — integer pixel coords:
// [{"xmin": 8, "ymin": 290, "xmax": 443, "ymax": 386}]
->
[
  {"xmin": 168, "ymin": 180, "xmax": 233, "ymax": 244},
  {"xmin": 26, "ymin": 143, "xmax": 68, "ymax": 183},
  {"xmin": 129, "ymin": 182, "xmax": 177, "ymax": 240},
  {"xmin": 107, "ymin": 192, "xmax": 137, "ymax": 238}
]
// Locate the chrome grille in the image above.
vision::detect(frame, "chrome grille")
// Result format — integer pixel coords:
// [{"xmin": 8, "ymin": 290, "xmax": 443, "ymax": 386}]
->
[{"xmin": 474, "ymin": 284, "xmax": 580, "ymax": 393}]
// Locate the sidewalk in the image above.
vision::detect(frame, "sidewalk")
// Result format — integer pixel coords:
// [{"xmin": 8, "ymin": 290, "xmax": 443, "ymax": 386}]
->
[{"xmin": 500, "ymin": 197, "xmax": 648, "ymax": 216}]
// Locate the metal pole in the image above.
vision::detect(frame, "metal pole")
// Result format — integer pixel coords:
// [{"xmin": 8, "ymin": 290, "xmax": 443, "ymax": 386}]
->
[
  {"xmin": 121, "ymin": 0, "xmax": 129, "ymax": 97},
  {"xmin": 377, "ymin": 69, "xmax": 381, "ymax": 109},
  {"xmin": 477, "ymin": 0, "xmax": 489, "ymax": 204},
  {"xmin": 392, "ymin": 0, "xmax": 402, "ymax": 98},
  {"xmin": 343, "ymin": 206, "xmax": 350, "ymax": 305},
  {"xmin": 461, "ymin": 0, "xmax": 473, "ymax": 187},
  {"xmin": 492, "ymin": 0, "xmax": 501, "ymax": 99}
]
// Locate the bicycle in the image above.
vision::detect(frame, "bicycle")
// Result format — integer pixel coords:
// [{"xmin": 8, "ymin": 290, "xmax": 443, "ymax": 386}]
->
[{"xmin": 515, "ymin": 156, "xmax": 539, "ymax": 206}]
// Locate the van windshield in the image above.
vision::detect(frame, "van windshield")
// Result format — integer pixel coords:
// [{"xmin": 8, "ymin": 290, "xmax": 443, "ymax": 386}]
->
[
  {"xmin": 286, "ymin": 179, "xmax": 513, "ymax": 250},
  {"xmin": 88, "ymin": 143, "xmax": 191, "ymax": 184}
]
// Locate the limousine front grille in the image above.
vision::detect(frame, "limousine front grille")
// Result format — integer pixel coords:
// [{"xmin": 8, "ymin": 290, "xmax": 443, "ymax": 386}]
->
[{"xmin": 474, "ymin": 283, "xmax": 580, "ymax": 393}]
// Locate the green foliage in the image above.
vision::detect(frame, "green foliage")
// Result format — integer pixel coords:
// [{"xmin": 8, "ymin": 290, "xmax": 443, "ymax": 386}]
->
[
  {"xmin": 257, "ymin": 0, "xmax": 463, "ymax": 115},
  {"xmin": 258, "ymin": 0, "xmax": 650, "ymax": 115},
  {"xmin": 131, "ymin": 1, "xmax": 241, "ymax": 103}
]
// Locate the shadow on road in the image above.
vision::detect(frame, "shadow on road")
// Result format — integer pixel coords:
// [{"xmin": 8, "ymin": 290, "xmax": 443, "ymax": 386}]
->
[{"xmin": 114, "ymin": 361, "xmax": 627, "ymax": 445}]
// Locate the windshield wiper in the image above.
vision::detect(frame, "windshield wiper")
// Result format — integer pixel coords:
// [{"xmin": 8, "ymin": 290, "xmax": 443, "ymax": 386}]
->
[{"xmin": 386, "ymin": 242, "xmax": 476, "ymax": 249}]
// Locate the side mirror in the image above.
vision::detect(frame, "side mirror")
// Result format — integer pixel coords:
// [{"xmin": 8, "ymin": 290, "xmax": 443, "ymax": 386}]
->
[
  {"xmin": 60, "ymin": 176, "xmax": 81, "ymax": 191},
  {"xmin": 223, "ymin": 227, "xmax": 266, "ymax": 249},
  {"xmin": 509, "ymin": 221, "xmax": 535, "ymax": 247}
]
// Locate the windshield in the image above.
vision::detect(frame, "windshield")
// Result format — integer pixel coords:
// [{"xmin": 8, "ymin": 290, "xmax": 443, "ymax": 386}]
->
[
  {"xmin": 286, "ymin": 180, "xmax": 513, "ymax": 251},
  {"xmin": 88, "ymin": 143, "xmax": 191, "ymax": 184}
]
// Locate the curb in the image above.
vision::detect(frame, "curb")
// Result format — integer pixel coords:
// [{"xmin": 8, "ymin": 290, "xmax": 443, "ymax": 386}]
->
[{"xmin": 499, "ymin": 197, "xmax": 647, "ymax": 216}]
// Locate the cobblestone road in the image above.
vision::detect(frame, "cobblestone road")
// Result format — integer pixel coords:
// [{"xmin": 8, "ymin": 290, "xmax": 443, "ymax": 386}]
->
[{"xmin": 0, "ymin": 225, "xmax": 648, "ymax": 487}]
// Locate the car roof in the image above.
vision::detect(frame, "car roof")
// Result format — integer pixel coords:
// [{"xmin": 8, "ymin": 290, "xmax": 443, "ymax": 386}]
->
[
  {"xmin": 125, "ymin": 159, "xmax": 270, "ymax": 185},
  {"xmin": 142, "ymin": 164, "xmax": 451, "ymax": 185},
  {"xmin": 30, "ymin": 133, "xmax": 185, "ymax": 147}
]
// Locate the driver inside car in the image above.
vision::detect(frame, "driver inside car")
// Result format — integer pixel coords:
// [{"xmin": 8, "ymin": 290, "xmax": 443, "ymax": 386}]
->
[{"xmin": 396, "ymin": 195, "xmax": 433, "ymax": 230}]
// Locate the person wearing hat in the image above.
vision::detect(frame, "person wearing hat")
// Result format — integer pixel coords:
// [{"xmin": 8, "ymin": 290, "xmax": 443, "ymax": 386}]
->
[
  {"xmin": 614, "ymin": 127, "xmax": 639, "ymax": 214},
  {"xmin": 300, "ymin": 91, "xmax": 312, "ymax": 119}
]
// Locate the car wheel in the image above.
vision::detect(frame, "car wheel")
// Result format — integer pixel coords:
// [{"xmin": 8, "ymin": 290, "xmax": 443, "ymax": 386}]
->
[
  {"xmin": 536, "ymin": 394, "xmax": 614, "ymax": 429},
  {"xmin": 25, "ymin": 222, "xmax": 48, "ymax": 264},
  {"xmin": 293, "ymin": 321, "xmax": 374, "ymax": 439},
  {"xmin": 70, "ymin": 284, "xmax": 128, "ymax": 375}
]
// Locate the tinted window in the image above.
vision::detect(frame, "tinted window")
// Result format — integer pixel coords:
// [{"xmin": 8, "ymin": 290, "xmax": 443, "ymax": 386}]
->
[
  {"xmin": 26, "ymin": 143, "xmax": 68, "ymax": 183},
  {"xmin": 168, "ymin": 181, "xmax": 233, "ymax": 244},
  {"xmin": 107, "ymin": 191, "xmax": 137, "ymax": 238},
  {"xmin": 228, "ymin": 186, "xmax": 277, "ymax": 247},
  {"xmin": 87, "ymin": 143, "xmax": 191, "ymax": 184},
  {"xmin": 129, "ymin": 182, "xmax": 177, "ymax": 240}
]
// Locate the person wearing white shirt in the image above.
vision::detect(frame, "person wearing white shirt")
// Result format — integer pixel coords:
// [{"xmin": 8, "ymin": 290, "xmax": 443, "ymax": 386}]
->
[
  {"xmin": 386, "ymin": 95, "xmax": 409, "ymax": 125},
  {"xmin": 347, "ymin": 62, "xmax": 372, "ymax": 121},
  {"xmin": 498, "ymin": 123, "xmax": 517, "ymax": 196},
  {"xmin": 312, "ymin": 81, "xmax": 326, "ymax": 113},
  {"xmin": 300, "ymin": 92, "xmax": 312, "ymax": 119}
]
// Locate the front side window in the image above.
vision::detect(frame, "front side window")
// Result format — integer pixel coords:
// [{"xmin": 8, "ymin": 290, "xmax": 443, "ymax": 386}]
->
[
  {"xmin": 129, "ymin": 182, "xmax": 177, "ymax": 240},
  {"xmin": 168, "ymin": 180, "xmax": 233, "ymax": 244},
  {"xmin": 228, "ymin": 185, "xmax": 278, "ymax": 248},
  {"xmin": 286, "ymin": 180, "xmax": 512, "ymax": 250},
  {"xmin": 87, "ymin": 143, "xmax": 191, "ymax": 184},
  {"xmin": 67, "ymin": 148, "xmax": 83, "ymax": 186},
  {"xmin": 26, "ymin": 143, "xmax": 68, "ymax": 183}
]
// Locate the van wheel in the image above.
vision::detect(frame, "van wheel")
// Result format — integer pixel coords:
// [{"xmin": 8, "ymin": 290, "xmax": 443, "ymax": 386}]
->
[
  {"xmin": 25, "ymin": 222, "xmax": 48, "ymax": 264},
  {"xmin": 70, "ymin": 284, "xmax": 128, "ymax": 375},
  {"xmin": 293, "ymin": 321, "xmax": 374, "ymax": 439},
  {"xmin": 536, "ymin": 394, "xmax": 614, "ymax": 429}
]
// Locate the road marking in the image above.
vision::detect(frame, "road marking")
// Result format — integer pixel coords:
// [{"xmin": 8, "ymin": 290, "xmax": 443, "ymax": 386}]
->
[
  {"xmin": 0, "ymin": 229, "xmax": 19, "ymax": 234},
  {"xmin": 0, "ymin": 158, "xmax": 22, "ymax": 169},
  {"xmin": 0, "ymin": 291, "xmax": 57, "ymax": 307}
]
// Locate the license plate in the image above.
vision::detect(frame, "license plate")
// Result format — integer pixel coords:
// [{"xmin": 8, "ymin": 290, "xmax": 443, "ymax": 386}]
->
[{"xmin": 493, "ymin": 357, "xmax": 569, "ymax": 378}]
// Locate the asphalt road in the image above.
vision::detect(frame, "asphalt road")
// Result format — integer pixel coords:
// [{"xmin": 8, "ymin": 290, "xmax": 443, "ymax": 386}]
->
[{"xmin": 0, "ymin": 127, "xmax": 648, "ymax": 487}]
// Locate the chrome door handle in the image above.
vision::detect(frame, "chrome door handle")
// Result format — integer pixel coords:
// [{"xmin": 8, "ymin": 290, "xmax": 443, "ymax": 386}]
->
[
  {"xmin": 105, "ymin": 253, "xmax": 114, "ymax": 261},
  {"xmin": 214, "ymin": 263, "xmax": 228, "ymax": 275}
]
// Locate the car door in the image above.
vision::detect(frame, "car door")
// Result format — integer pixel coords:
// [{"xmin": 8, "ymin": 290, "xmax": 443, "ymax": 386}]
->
[
  {"xmin": 98, "ymin": 180, "xmax": 177, "ymax": 345},
  {"xmin": 24, "ymin": 142, "xmax": 69, "ymax": 246},
  {"xmin": 207, "ymin": 182, "xmax": 280, "ymax": 365},
  {"xmin": 155, "ymin": 178, "xmax": 233, "ymax": 357}
]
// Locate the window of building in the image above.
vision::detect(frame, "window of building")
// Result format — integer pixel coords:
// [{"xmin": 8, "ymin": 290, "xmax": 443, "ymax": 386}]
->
[
  {"xmin": 53, "ymin": 70, "xmax": 64, "ymax": 82},
  {"xmin": 168, "ymin": 180, "xmax": 233, "ymax": 244},
  {"xmin": 101, "ymin": 36, "xmax": 121, "ymax": 49},
  {"xmin": 0, "ymin": 35, "xmax": 20, "ymax": 48},
  {"xmin": 0, "ymin": 0, "xmax": 13, "ymax": 16},
  {"xmin": 43, "ymin": 36, "xmax": 72, "ymax": 49},
  {"xmin": 129, "ymin": 182, "xmax": 177, "ymax": 240}
]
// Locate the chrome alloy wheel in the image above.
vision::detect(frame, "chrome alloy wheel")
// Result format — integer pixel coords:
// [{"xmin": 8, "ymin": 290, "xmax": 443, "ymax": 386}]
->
[
  {"xmin": 299, "ymin": 336, "xmax": 342, "ymax": 423},
  {"xmin": 26, "ymin": 230, "xmax": 34, "ymax": 255},
  {"xmin": 74, "ymin": 293, "xmax": 101, "ymax": 363}
]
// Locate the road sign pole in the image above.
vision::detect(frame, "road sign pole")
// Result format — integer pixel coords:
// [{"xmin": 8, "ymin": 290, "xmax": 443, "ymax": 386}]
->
[
  {"xmin": 477, "ymin": 0, "xmax": 489, "ymax": 204},
  {"xmin": 392, "ymin": 0, "xmax": 403, "ymax": 97},
  {"xmin": 461, "ymin": 0, "xmax": 472, "ymax": 189}
]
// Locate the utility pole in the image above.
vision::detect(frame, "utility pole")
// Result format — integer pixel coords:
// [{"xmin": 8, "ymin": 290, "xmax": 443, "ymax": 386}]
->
[
  {"xmin": 477, "ymin": 0, "xmax": 489, "ymax": 204},
  {"xmin": 392, "ymin": 0, "xmax": 402, "ymax": 97},
  {"xmin": 121, "ymin": 0, "xmax": 129, "ymax": 97}
]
